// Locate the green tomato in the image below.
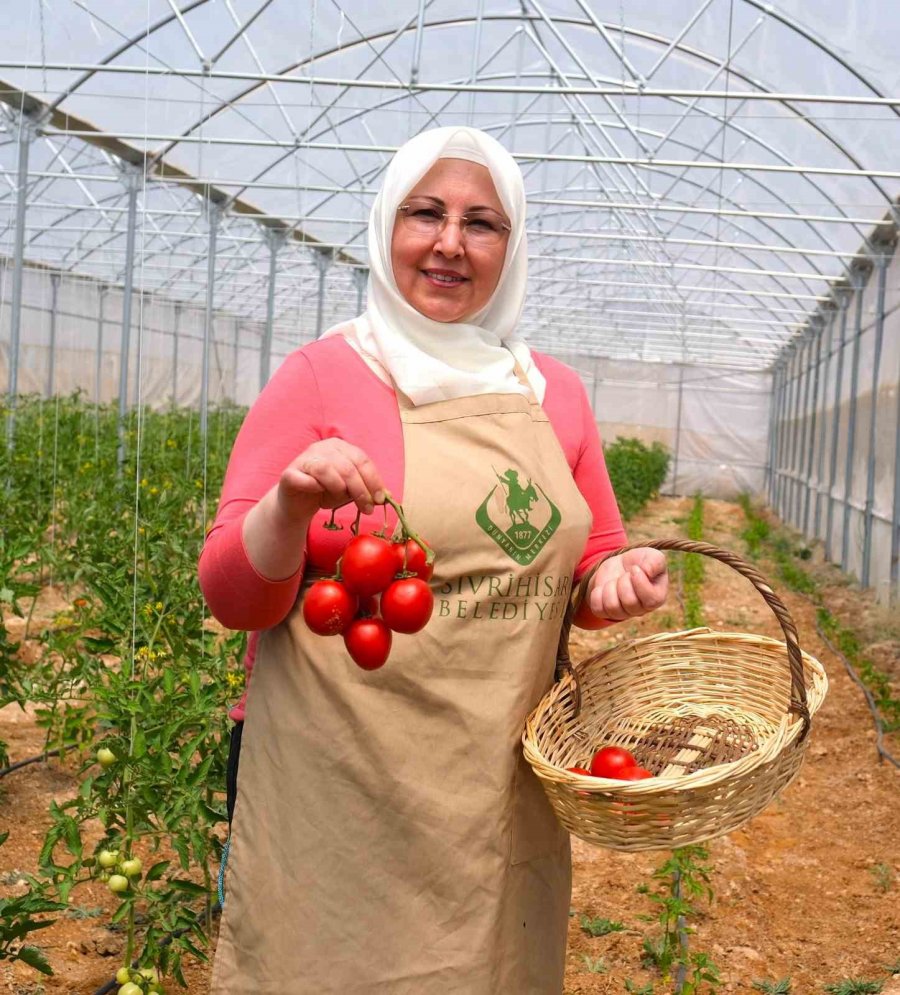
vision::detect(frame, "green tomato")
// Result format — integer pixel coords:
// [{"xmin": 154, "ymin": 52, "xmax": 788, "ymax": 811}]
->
[
  {"xmin": 107, "ymin": 874, "xmax": 129, "ymax": 894},
  {"xmin": 121, "ymin": 858, "xmax": 143, "ymax": 877},
  {"xmin": 97, "ymin": 747, "xmax": 117, "ymax": 768},
  {"xmin": 98, "ymin": 849, "xmax": 119, "ymax": 868},
  {"xmin": 118, "ymin": 984, "xmax": 142, "ymax": 995},
  {"xmin": 115, "ymin": 967, "xmax": 132, "ymax": 985},
  {"xmin": 139, "ymin": 967, "xmax": 159, "ymax": 983}
]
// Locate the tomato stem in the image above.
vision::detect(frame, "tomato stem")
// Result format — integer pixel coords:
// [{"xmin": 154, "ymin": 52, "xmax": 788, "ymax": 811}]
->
[
  {"xmin": 322, "ymin": 508, "xmax": 343, "ymax": 531},
  {"xmin": 379, "ymin": 492, "xmax": 434, "ymax": 566}
]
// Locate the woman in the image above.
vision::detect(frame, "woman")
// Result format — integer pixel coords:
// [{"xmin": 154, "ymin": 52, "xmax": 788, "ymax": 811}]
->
[{"xmin": 201, "ymin": 126, "xmax": 667, "ymax": 994}]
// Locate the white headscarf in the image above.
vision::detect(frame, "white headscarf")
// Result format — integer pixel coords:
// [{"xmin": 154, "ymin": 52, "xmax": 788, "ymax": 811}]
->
[{"xmin": 322, "ymin": 126, "xmax": 545, "ymax": 405}]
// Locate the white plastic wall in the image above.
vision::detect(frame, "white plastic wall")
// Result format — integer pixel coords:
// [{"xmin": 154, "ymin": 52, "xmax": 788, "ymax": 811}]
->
[
  {"xmin": 0, "ymin": 258, "xmax": 307, "ymax": 410},
  {"xmin": 554, "ymin": 352, "xmax": 771, "ymax": 499},
  {"xmin": 771, "ymin": 243, "xmax": 899, "ymax": 604}
]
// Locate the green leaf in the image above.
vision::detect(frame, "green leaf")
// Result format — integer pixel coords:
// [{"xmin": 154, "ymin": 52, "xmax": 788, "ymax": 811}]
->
[
  {"xmin": 13, "ymin": 944, "xmax": 55, "ymax": 975},
  {"xmin": 145, "ymin": 860, "xmax": 171, "ymax": 882},
  {"xmin": 169, "ymin": 878, "xmax": 211, "ymax": 897}
]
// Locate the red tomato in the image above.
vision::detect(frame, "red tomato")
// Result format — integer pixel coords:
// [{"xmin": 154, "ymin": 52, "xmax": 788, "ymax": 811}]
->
[
  {"xmin": 618, "ymin": 766, "xmax": 654, "ymax": 781},
  {"xmin": 573, "ymin": 597, "xmax": 611, "ymax": 630},
  {"xmin": 391, "ymin": 538, "xmax": 434, "ymax": 581},
  {"xmin": 589, "ymin": 746, "xmax": 637, "ymax": 779},
  {"xmin": 341, "ymin": 535, "xmax": 398, "ymax": 596},
  {"xmin": 302, "ymin": 580, "xmax": 358, "ymax": 636},
  {"xmin": 343, "ymin": 617, "xmax": 392, "ymax": 670},
  {"xmin": 380, "ymin": 578, "xmax": 434, "ymax": 634}
]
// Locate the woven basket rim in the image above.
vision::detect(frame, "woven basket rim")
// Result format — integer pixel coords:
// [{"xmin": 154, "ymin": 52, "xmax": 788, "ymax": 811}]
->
[
  {"xmin": 575, "ymin": 625, "xmax": 822, "ymax": 659},
  {"xmin": 525, "ymin": 628, "xmax": 828, "ymax": 792}
]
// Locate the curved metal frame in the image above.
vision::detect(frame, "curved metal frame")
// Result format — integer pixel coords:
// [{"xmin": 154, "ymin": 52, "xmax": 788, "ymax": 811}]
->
[{"xmin": 1, "ymin": 1, "xmax": 897, "ymax": 372}]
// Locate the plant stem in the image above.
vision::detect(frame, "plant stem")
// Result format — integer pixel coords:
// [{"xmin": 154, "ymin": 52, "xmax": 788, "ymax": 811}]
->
[{"xmin": 380, "ymin": 493, "xmax": 434, "ymax": 566}]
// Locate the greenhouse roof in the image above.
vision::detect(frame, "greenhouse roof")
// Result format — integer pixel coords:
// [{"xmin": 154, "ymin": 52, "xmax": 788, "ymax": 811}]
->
[{"xmin": 1, "ymin": 0, "xmax": 898, "ymax": 370}]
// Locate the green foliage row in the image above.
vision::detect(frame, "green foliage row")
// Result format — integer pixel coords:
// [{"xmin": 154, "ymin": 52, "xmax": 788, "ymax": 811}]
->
[
  {"xmin": 737, "ymin": 494, "xmax": 899, "ymax": 736},
  {"xmin": 682, "ymin": 495, "xmax": 706, "ymax": 630},
  {"xmin": 1, "ymin": 392, "xmax": 248, "ymax": 988},
  {"xmin": 604, "ymin": 437, "xmax": 671, "ymax": 521}
]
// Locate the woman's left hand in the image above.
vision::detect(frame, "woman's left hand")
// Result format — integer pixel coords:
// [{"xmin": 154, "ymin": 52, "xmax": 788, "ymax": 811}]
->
[{"xmin": 585, "ymin": 548, "xmax": 668, "ymax": 622}]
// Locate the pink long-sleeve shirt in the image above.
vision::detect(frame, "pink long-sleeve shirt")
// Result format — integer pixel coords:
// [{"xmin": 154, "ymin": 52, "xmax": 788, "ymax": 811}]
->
[{"xmin": 199, "ymin": 335, "xmax": 626, "ymax": 721}]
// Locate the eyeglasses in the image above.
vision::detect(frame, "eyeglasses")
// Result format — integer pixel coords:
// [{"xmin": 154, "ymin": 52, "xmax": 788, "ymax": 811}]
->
[{"xmin": 397, "ymin": 197, "xmax": 511, "ymax": 245}]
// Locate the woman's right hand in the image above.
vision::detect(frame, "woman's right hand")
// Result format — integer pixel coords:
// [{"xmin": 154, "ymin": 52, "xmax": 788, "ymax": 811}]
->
[
  {"xmin": 276, "ymin": 439, "xmax": 386, "ymax": 520},
  {"xmin": 242, "ymin": 440, "xmax": 386, "ymax": 582}
]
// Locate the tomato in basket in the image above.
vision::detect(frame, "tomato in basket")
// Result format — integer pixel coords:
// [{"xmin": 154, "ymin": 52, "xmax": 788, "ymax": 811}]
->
[
  {"xmin": 589, "ymin": 746, "xmax": 637, "ymax": 778},
  {"xmin": 619, "ymin": 766, "xmax": 654, "ymax": 780}
]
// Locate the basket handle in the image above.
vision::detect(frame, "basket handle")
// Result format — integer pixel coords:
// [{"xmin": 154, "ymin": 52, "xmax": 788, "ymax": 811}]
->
[{"xmin": 555, "ymin": 538, "xmax": 811, "ymax": 739}]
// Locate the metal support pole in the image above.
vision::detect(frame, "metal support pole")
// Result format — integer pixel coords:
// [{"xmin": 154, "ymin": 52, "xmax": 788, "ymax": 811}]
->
[
  {"xmin": 861, "ymin": 252, "xmax": 890, "ymax": 587},
  {"xmin": 314, "ymin": 249, "xmax": 333, "ymax": 339},
  {"xmin": 776, "ymin": 352, "xmax": 793, "ymax": 518},
  {"xmin": 6, "ymin": 112, "xmax": 38, "ymax": 449},
  {"xmin": 46, "ymin": 272, "xmax": 60, "ymax": 399},
  {"xmin": 116, "ymin": 169, "xmax": 141, "ymax": 471},
  {"xmin": 467, "ymin": 0, "xmax": 486, "ymax": 124},
  {"xmin": 353, "ymin": 267, "xmax": 368, "ymax": 318},
  {"xmin": 798, "ymin": 331, "xmax": 816, "ymax": 530},
  {"xmin": 172, "ymin": 303, "xmax": 181, "ymax": 407},
  {"xmin": 232, "ymin": 319, "xmax": 240, "ymax": 403},
  {"xmin": 803, "ymin": 318, "xmax": 823, "ymax": 536},
  {"xmin": 200, "ymin": 203, "xmax": 222, "ymax": 441},
  {"xmin": 95, "ymin": 288, "xmax": 106, "ymax": 405},
  {"xmin": 841, "ymin": 265, "xmax": 870, "ymax": 570},
  {"xmin": 261, "ymin": 228, "xmax": 285, "ymax": 391},
  {"xmin": 764, "ymin": 364, "xmax": 779, "ymax": 506},
  {"xmin": 813, "ymin": 308, "xmax": 835, "ymax": 538},
  {"xmin": 409, "ymin": 0, "xmax": 427, "ymax": 84},
  {"xmin": 788, "ymin": 343, "xmax": 805, "ymax": 527},
  {"xmin": 777, "ymin": 350, "xmax": 794, "ymax": 520},
  {"xmin": 825, "ymin": 291, "xmax": 850, "ymax": 563},
  {"xmin": 671, "ymin": 364, "xmax": 685, "ymax": 496},
  {"xmin": 891, "ymin": 339, "xmax": 900, "ymax": 603}
]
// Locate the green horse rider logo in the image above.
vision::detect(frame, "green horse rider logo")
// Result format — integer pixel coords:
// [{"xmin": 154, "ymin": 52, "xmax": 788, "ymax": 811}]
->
[{"xmin": 475, "ymin": 467, "xmax": 561, "ymax": 565}]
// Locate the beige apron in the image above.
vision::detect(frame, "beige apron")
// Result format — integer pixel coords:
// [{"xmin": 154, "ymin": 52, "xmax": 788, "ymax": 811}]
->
[{"xmin": 210, "ymin": 380, "xmax": 592, "ymax": 994}]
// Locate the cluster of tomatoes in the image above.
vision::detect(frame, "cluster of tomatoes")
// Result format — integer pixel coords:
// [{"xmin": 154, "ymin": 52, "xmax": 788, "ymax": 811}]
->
[
  {"xmin": 86, "ymin": 838, "xmax": 164, "ymax": 992},
  {"xmin": 302, "ymin": 529, "xmax": 435, "ymax": 671},
  {"xmin": 567, "ymin": 745, "xmax": 655, "ymax": 781},
  {"xmin": 114, "ymin": 965, "xmax": 163, "ymax": 995}
]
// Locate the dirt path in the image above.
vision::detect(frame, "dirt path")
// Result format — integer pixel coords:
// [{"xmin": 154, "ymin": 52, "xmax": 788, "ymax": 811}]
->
[
  {"xmin": 2, "ymin": 496, "xmax": 898, "ymax": 994},
  {"xmin": 564, "ymin": 497, "xmax": 899, "ymax": 993}
]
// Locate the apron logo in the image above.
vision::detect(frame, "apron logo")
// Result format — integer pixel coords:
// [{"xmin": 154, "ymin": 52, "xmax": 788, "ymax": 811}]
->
[{"xmin": 475, "ymin": 467, "xmax": 561, "ymax": 565}]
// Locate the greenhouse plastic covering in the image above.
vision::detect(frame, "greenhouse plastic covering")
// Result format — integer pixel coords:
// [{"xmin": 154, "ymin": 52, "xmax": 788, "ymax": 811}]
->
[{"xmin": 0, "ymin": 1, "xmax": 898, "ymax": 597}]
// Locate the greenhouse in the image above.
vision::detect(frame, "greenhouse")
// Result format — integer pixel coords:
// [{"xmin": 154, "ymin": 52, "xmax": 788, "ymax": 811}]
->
[{"xmin": 0, "ymin": 3, "xmax": 898, "ymax": 994}]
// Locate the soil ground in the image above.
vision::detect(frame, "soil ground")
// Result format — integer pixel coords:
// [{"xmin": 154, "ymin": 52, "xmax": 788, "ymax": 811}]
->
[{"xmin": 2, "ymin": 496, "xmax": 898, "ymax": 994}]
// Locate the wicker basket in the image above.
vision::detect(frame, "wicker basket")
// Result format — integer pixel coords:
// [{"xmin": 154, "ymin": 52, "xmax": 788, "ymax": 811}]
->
[{"xmin": 522, "ymin": 539, "xmax": 828, "ymax": 852}]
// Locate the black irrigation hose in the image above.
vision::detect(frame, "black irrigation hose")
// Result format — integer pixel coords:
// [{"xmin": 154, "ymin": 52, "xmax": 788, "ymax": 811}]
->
[
  {"xmin": 795, "ymin": 589, "xmax": 900, "ymax": 770},
  {"xmin": 0, "ymin": 746, "xmax": 70, "ymax": 778},
  {"xmin": 91, "ymin": 901, "xmax": 223, "ymax": 995}
]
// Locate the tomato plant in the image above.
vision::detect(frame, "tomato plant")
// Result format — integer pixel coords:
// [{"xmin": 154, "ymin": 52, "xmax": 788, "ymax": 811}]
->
[
  {"xmin": 343, "ymin": 617, "xmax": 392, "ymax": 670},
  {"xmin": 379, "ymin": 578, "xmax": 434, "ymax": 634},
  {"xmin": 1, "ymin": 394, "xmax": 246, "ymax": 986},
  {"xmin": 302, "ymin": 579, "xmax": 358, "ymax": 636}
]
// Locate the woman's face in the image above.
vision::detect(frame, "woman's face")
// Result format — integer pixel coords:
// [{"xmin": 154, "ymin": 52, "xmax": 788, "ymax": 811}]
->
[{"xmin": 390, "ymin": 158, "xmax": 510, "ymax": 323}]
